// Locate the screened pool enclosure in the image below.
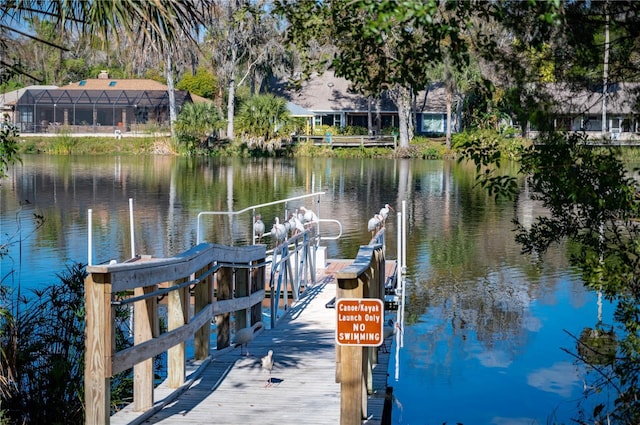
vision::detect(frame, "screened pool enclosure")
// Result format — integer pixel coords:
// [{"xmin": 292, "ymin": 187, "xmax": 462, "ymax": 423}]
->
[{"xmin": 15, "ymin": 88, "xmax": 192, "ymax": 134}]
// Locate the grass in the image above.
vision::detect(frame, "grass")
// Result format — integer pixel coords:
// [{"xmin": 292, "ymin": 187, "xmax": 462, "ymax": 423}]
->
[
  {"xmin": 23, "ymin": 131, "xmax": 640, "ymax": 161},
  {"xmin": 19, "ymin": 135, "xmax": 173, "ymax": 155}
]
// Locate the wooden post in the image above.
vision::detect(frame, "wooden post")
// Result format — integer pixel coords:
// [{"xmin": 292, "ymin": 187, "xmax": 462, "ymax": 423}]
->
[
  {"xmin": 194, "ymin": 264, "xmax": 213, "ymax": 360},
  {"xmin": 337, "ymin": 275, "xmax": 364, "ymax": 425},
  {"xmin": 235, "ymin": 263, "xmax": 249, "ymax": 330},
  {"xmin": 335, "ymin": 245, "xmax": 385, "ymax": 425},
  {"xmin": 216, "ymin": 266, "xmax": 232, "ymax": 350},
  {"xmin": 167, "ymin": 278, "xmax": 188, "ymax": 388},
  {"xmin": 250, "ymin": 256, "xmax": 264, "ymax": 324},
  {"xmin": 84, "ymin": 273, "xmax": 112, "ymax": 425},
  {"xmin": 134, "ymin": 284, "xmax": 158, "ymax": 410}
]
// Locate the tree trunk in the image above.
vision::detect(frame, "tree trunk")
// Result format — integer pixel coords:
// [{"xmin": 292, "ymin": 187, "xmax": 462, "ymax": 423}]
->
[
  {"xmin": 455, "ymin": 94, "xmax": 463, "ymax": 134},
  {"xmin": 392, "ymin": 85, "xmax": 412, "ymax": 148},
  {"xmin": 166, "ymin": 54, "xmax": 177, "ymax": 138},
  {"xmin": 446, "ymin": 89, "xmax": 452, "ymax": 150},
  {"xmin": 227, "ymin": 76, "xmax": 235, "ymax": 140},
  {"xmin": 226, "ymin": 41, "xmax": 237, "ymax": 141},
  {"xmin": 602, "ymin": 2, "xmax": 610, "ymax": 138},
  {"xmin": 367, "ymin": 96, "xmax": 373, "ymax": 135}
]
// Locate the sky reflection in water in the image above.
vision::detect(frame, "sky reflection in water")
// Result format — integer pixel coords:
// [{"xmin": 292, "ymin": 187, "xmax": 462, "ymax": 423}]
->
[{"xmin": 391, "ymin": 272, "xmax": 613, "ymax": 425}]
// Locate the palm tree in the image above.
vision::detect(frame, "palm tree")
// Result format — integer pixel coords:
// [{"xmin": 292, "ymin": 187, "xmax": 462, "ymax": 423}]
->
[
  {"xmin": 235, "ymin": 94, "xmax": 291, "ymax": 150},
  {"xmin": 175, "ymin": 102, "xmax": 224, "ymax": 153},
  {"xmin": 1, "ymin": 1, "xmax": 209, "ymax": 62}
]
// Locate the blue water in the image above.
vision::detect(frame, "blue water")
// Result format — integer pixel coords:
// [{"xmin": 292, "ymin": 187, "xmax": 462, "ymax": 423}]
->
[
  {"xmin": 0, "ymin": 155, "xmax": 619, "ymax": 423},
  {"xmin": 390, "ymin": 275, "xmax": 613, "ymax": 425}
]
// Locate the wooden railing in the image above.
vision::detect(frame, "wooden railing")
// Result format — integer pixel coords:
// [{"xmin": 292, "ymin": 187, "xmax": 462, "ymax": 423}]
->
[
  {"xmin": 294, "ymin": 134, "xmax": 397, "ymax": 148},
  {"xmin": 335, "ymin": 244, "xmax": 386, "ymax": 425},
  {"xmin": 84, "ymin": 243, "xmax": 266, "ymax": 425}
]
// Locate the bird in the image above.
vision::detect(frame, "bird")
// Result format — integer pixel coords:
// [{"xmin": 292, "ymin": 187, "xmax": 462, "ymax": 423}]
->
[
  {"xmin": 271, "ymin": 217, "xmax": 287, "ymax": 246},
  {"xmin": 299, "ymin": 206, "xmax": 318, "ymax": 225},
  {"xmin": 368, "ymin": 214, "xmax": 384, "ymax": 237},
  {"xmin": 288, "ymin": 211, "xmax": 305, "ymax": 236},
  {"xmin": 379, "ymin": 204, "xmax": 394, "ymax": 225},
  {"xmin": 261, "ymin": 349, "xmax": 274, "ymax": 387},
  {"xmin": 233, "ymin": 322, "xmax": 263, "ymax": 356},
  {"xmin": 381, "ymin": 319, "xmax": 401, "ymax": 353},
  {"xmin": 253, "ymin": 214, "xmax": 265, "ymax": 243}
]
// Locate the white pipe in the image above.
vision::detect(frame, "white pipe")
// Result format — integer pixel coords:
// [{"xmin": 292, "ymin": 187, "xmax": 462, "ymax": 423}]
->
[
  {"xmin": 402, "ymin": 200, "xmax": 407, "ymax": 273},
  {"xmin": 395, "ymin": 209, "xmax": 402, "ymax": 381},
  {"xmin": 88, "ymin": 209, "xmax": 93, "ymax": 266},
  {"xmin": 129, "ymin": 198, "xmax": 135, "ymax": 258},
  {"xmin": 401, "ymin": 200, "xmax": 407, "ymax": 348}
]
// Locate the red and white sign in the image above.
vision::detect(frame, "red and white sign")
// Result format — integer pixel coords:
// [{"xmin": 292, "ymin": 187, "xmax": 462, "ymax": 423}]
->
[{"xmin": 335, "ymin": 298, "xmax": 384, "ymax": 346}]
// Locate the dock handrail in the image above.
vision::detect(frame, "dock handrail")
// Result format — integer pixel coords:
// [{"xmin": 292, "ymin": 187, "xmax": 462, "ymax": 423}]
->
[
  {"xmin": 196, "ymin": 191, "xmax": 326, "ymax": 244},
  {"xmin": 85, "ymin": 243, "xmax": 266, "ymax": 425},
  {"xmin": 268, "ymin": 230, "xmax": 316, "ymax": 328}
]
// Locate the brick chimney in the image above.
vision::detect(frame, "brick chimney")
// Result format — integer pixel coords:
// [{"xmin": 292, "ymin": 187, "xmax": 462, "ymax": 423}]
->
[{"xmin": 98, "ymin": 70, "xmax": 109, "ymax": 79}]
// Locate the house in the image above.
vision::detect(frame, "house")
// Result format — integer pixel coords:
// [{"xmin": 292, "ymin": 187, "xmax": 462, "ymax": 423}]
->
[
  {"xmin": 531, "ymin": 82, "xmax": 640, "ymax": 140},
  {"xmin": 7, "ymin": 70, "xmax": 199, "ymax": 134},
  {"xmin": 274, "ymin": 71, "xmax": 451, "ymax": 136},
  {"xmin": 0, "ymin": 85, "xmax": 59, "ymax": 123}
]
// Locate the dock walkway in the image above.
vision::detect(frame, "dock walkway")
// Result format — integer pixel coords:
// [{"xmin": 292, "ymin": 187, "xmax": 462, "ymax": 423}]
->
[{"xmin": 111, "ymin": 260, "xmax": 393, "ymax": 425}]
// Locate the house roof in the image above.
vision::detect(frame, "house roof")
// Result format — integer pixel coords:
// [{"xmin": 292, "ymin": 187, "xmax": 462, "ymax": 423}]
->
[
  {"xmin": 1, "ymin": 85, "xmax": 59, "ymax": 107},
  {"xmin": 58, "ymin": 78, "xmax": 170, "ymax": 91},
  {"xmin": 272, "ymin": 70, "xmax": 448, "ymax": 114},
  {"xmin": 287, "ymin": 101, "xmax": 314, "ymax": 117},
  {"xmin": 4, "ymin": 76, "xmax": 212, "ymax": 108},
  {"xmin": 538, "ymin": 82, "xmax": 640, "ymax": 116},
  {"xmin": 56, "ymin": 77, "xmax": 214, "ymax": 103},
  {"xmin": 15, "ymin": 88, "xmax": 192, "ymax": 108}
]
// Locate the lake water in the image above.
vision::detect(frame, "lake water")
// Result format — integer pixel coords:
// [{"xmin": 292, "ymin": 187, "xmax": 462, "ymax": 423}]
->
[{"xmin": 0, "ymin": 154, "xmax": 613, "ymax": 424}]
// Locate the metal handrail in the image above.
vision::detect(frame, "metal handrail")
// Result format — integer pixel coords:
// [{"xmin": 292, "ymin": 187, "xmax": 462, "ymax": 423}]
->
[
  {"xmin": 196, "ymin": 191, "xmax": 326, "ymax": 244},
  {"xmin": 269, "ymin": 230, "xmax": 316, "ymax": 328},
  {"xmin": 318, "ymin": 218, "xmax": 343, "ymax": 241}
]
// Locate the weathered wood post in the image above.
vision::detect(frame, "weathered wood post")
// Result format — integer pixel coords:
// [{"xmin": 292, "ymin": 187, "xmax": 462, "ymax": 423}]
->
[
  {"xmin": 250, "ymin": 251, "xmax": 265, "ymax": 324},
  {"xmin": 194, "ymin": 263, "xmax": 214, "ymax": 359},
  {"xmin": 216, "ymin": 265, "xmax": 232, "ymax": 350},
  {"xmin": 235, "ymin": 258, "xmax": 249, "ymax": 330},
  {"xmin": 134, "ymin": 283, "xmax": 158, "ymax": 409},
  {"xmin": 167, "ymin": 276, "xmax": 188, "ymax": 389},
  {"xmin": 335, "ymin": 245, "xmax": 385, "ymax": 425},
  {"xmin": 85, "ymin": 272, "xmax": 113, "ymax": 425},
  {"xmin": 336, "ymin": 273, "xmax": 364, "ymax": 425}
]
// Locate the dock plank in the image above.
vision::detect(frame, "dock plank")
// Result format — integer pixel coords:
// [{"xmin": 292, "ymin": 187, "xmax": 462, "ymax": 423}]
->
[{"xmin": 111, "ymin": 260, "xmax": 395, "ymax": 425}]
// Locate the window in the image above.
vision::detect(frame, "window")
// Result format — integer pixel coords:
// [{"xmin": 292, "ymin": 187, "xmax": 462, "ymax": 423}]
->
[
  {"xmin": 109, "ymin": 81, "xmax": 117, "ymax": 87},
  {"xmin": 20, "ymin": 110, "xmax": 33, "ymax": 122},
  {"xmin": 422, "ymin": 114, "xmax": 445, "ymax": 133},
  {"xmin": 79, "ymin": 80, "xmax": 86, "ymax": 86}
]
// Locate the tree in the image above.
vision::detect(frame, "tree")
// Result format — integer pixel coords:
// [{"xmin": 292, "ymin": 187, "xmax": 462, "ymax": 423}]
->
[
  {"xmin": 458, "ymin": 4, "xmax": 640, "ymax": 421},
  {"xmin": 204, "ymin": 1, "xmax": 287, "ymax": 141},
  {"xmin": 177, "ymin": 66, "xmax": 219, "ymax": 100},
  {"xmin": 175, "ymin": 102, "xmax": 224, "ymax": 154},
  {"xmin": 235, "ymin": 94, "xmax": 292, "ymax": 152},
  {"xmin": 276, "ymin": 0, "xmax": 473, "ymax": 148}
]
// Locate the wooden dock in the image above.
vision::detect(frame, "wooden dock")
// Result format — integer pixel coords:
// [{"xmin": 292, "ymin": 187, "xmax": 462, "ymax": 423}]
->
[{"xmin": 110, "ymin": 260, "xmax": 395, "ymax": 425}]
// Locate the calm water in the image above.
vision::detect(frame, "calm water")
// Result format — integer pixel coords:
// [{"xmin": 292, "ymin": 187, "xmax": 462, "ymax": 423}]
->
[{"xmin": 0, "ymin": 154, "xmax": 613, "ymax": 424}]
